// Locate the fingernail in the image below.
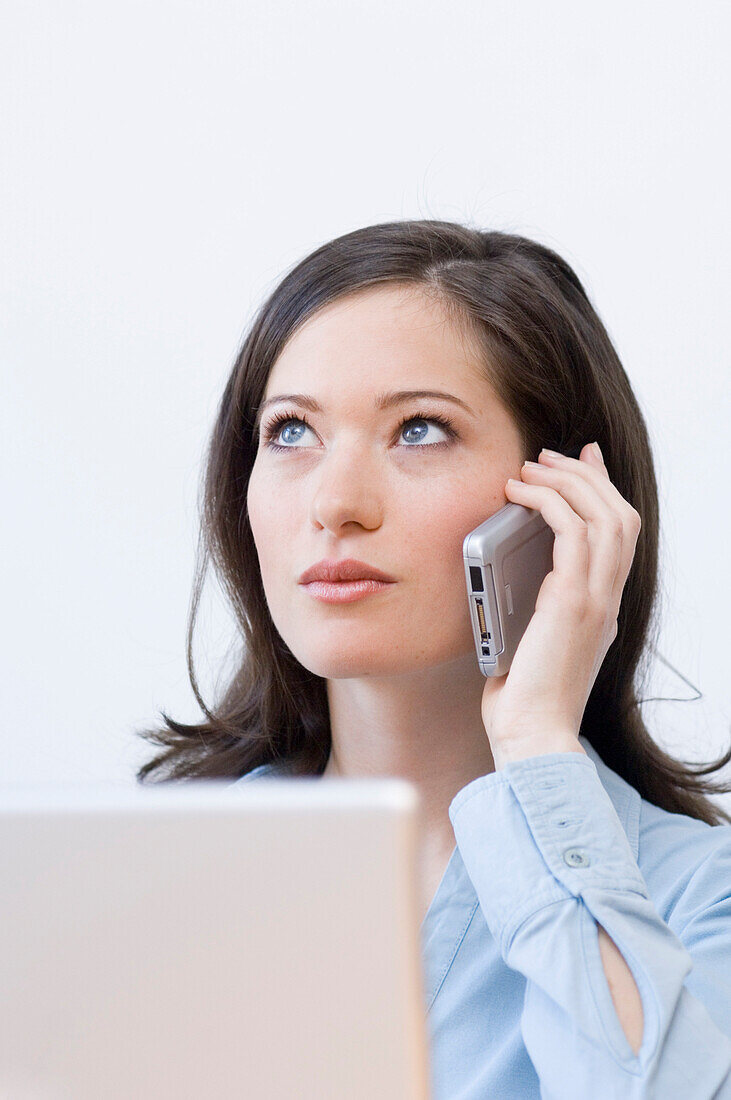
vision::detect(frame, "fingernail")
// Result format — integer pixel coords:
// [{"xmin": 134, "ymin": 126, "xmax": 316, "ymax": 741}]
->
[
  {"xmin": 591, "ymin": 441, "xmax": 603, "ymax": 461},
  {"xmin": 540, "ymin": 449, "xmax": 564, "ymax": 458}
]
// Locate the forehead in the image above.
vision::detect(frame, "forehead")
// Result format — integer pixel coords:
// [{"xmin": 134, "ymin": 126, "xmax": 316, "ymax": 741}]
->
[{"xmin": 264, "ymin": 284, "xmax": 490, "ymax": 395}]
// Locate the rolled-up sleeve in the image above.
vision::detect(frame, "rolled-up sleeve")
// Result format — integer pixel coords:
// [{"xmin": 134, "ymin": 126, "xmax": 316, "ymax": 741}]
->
[{"xmin": 448, "ymin": 751, "xmax": 731, "ymax": 1099}]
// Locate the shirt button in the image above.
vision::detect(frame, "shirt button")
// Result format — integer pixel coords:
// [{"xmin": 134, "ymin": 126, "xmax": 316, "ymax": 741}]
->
[{"xmin": 563, "ymin": 848, "xmax": 591, "ymax": 868}]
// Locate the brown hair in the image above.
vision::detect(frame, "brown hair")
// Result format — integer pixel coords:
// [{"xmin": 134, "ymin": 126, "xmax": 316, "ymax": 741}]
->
[{"xmin": 134, "ymin": 220, "xmax": 731, "ymax": 825}]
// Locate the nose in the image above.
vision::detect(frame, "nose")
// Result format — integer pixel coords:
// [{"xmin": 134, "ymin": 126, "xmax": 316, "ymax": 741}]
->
[{"xmin": 308, "ymin": 441, "xmax": 383, "ymax": 534}]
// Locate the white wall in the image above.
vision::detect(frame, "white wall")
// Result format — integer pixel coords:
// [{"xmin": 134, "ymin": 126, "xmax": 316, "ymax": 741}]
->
[{"xmin": 2, "ymin": 1, "xmax": 729, "ymax": 810}]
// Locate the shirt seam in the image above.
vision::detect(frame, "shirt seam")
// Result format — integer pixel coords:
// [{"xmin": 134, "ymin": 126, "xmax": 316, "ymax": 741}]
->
[{"xmin": 425, "ymin": 899, "xmax": 480, "ymax": 1014}]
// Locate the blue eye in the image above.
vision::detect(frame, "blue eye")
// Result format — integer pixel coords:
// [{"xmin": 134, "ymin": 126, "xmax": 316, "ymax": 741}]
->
[{"xmin": 261, "ymin": 411, "xmax": 458, "ymax": 451}]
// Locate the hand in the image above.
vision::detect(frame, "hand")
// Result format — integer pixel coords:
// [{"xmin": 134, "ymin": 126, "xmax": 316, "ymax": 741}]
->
[{"xmin": 480, "ymin": 442, "xmax": 642, "ymax": 768}]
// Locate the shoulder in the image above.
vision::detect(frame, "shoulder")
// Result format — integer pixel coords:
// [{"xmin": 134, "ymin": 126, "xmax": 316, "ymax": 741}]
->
[
  {"xmin": 227, "ymin": 763, "xmax": 283, "ymax": 787},
  {"xmin": 637, "ymin": 794, "xmax": 731, "ymax": 927},
  {"xmin": 580, "ymin": 735, "xmax": 731, "ymax": 927}
]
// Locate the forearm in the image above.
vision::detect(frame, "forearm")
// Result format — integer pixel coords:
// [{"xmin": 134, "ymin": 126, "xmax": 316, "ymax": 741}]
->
[
  {"xmin": 453, "ymin": 746, "xmax": 731, "ymax": 1095},
  {"xmin": 597, "ymin": 922, "xmax": 644, "ymax": 1055},
  {"xmin": 493, "ymin": 738, "xmax": 644, "ymax": 1055}
]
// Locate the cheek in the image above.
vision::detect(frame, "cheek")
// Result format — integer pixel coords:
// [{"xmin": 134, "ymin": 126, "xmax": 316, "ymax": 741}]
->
[
  {"xmin": 245, "ymin": 481, "xmax": 265, "ymax": 559},
  {"xmin": 410, "ymin": 490, "xmax": 509, "ymax": 619},
  {"xmin": 247, "ymin": 464, "xmax": 289, "ymax": 540},
  {"xmin": 246, "ymin": 470, "xmax": 285, "ymax": 585},
  {"xmin": 422, "ymin": 483, "xmax": 509, "ymax": 557}
]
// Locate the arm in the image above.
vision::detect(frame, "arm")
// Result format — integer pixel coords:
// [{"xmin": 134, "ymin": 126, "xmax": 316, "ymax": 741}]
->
[
  {"xmin": 448, "ymin": 751, "xmax": 731, "ymax": 1099},
  {"xmin": 597, "ymin": 921, "xmax": 644, "ymax": 1055},
  {"xmin": 496, "ymin": 734, "xmax": 646, "ymax": 1055}
]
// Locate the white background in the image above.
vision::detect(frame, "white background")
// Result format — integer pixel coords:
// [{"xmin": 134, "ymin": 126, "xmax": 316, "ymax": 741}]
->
[{"xmin": 2, "ymin": 1, "xmax": 729, "ymax": 809}]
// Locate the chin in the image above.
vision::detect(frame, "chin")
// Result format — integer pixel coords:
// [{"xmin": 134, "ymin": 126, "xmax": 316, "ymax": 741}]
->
[
  {"xmin": 296, "ymin": 650, "xmax": 404, "ymax": 679},
  {"xmin": 292, "ymin": 640, "xmax": 460, "ymax": 680}
]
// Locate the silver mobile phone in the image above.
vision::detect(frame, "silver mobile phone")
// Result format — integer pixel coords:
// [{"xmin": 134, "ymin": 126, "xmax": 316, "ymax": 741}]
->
[{"xmin": 462, "ymin": 447, "xmax": 582, "ymax": 677}]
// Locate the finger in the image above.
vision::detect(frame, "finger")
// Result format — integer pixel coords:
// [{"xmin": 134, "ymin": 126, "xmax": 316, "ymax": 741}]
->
[
  {"xmin": 538, "ymin": 449, "xmax": 628, "ymax": 514},
  {"xmin": 536, "ymin": 450, "xmax": 642, "ymax": 603},
  {"xmin": 520, "ymin": 461, "xmax": 623, "ymax": 607},
  {"xmin": 540, "ymin": 442, "xmax": 610, "ymax": 477},
  {"xmin": 578, "ymin": 440, "xmax": 609, "ymax": 475},
  {"xmin": 505, "ymin": 479, "xmax": 590, "ymax": 606}
]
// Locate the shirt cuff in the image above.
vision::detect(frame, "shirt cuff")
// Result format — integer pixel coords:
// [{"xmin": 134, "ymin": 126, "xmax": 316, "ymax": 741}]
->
[{"xmin": 448, "ymin": 752, "xmax": 649, "ymax": 955}]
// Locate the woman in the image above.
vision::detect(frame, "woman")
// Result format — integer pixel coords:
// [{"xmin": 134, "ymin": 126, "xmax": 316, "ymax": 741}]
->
[{"xmin": 137, "ymin": 221, "xmax": 731, "ymax": 1097}]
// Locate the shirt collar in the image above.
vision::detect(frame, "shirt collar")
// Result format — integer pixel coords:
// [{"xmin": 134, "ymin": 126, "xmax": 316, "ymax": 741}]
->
[{"xmin": 240, "ymin": 737, "xmax": 643, "ymax": 860}]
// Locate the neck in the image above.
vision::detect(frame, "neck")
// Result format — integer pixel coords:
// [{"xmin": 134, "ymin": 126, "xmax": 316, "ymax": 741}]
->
[{"xmin": 321, "ymin": 652, "xmax": 496, "ymax": 841}]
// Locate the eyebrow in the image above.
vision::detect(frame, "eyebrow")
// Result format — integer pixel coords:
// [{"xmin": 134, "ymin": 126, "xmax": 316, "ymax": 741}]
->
[{"xmin": 253, "ymin": 389, "xmax": 475, "ymax": 433}]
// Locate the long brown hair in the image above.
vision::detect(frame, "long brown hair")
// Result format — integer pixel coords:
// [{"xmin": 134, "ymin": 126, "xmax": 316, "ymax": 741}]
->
[{"xmin": 135, "ymin": 220, "xmax": 731, "ymax": 825}]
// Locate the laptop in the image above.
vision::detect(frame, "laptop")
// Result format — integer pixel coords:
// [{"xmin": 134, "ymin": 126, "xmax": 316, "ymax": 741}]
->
[{"xmin": 0, "ymin": 778, "xmax": 432, "ymax": 1100}]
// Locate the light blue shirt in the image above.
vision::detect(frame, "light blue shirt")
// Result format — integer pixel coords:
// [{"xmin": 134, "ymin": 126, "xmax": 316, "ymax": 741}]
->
[{"xmin": 231, "ymin": 734, "xmax": 731, "ymax": 1098}]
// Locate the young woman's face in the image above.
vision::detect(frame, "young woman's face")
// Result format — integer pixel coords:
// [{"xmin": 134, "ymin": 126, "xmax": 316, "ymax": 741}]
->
[{"xmin": 247, "ymin": 284, "xmax": 525, "ymax": 678}]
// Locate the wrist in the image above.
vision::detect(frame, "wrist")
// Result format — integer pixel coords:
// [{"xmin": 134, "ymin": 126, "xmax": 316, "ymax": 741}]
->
[{"xmin": 491, "ymin": 731, "xmax": 586, "ymax": 771}]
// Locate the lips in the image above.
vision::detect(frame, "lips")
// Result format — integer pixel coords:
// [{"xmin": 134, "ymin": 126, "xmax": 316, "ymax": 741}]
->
[{"xmin": 299, "ymin": 558, "xmax": 396, "ymax": 585}]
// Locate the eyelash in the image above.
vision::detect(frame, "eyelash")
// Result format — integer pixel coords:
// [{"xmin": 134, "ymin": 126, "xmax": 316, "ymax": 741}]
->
[{"xmin": 260, "ymin": 409, "xmax": 459, "ymax": 452}]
